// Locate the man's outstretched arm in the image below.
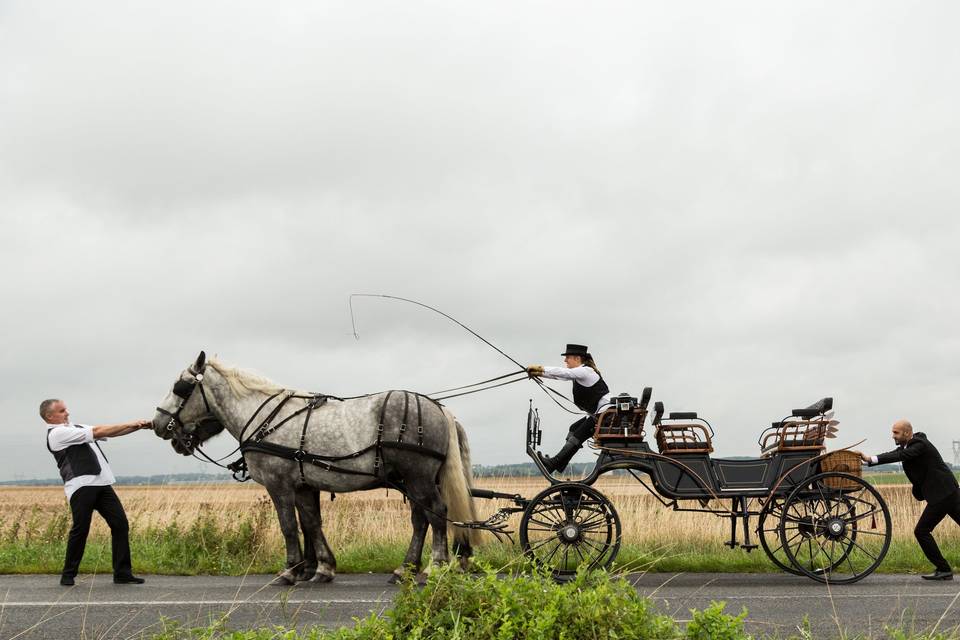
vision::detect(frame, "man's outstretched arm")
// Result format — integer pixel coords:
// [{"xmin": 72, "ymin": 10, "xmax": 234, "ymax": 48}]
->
[{"xmin": 92, "ymin": 420, "xmax": 152, "ymax": 439}]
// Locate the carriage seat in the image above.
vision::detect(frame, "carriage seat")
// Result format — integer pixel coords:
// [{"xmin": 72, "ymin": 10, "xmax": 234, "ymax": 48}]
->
[
  {"xmin": 760, "ymin": 421, "xmax": 831, "ymax": 456},
  {"xmin": 653, "ymin": 402, "xmax": 715, "ymax": 454},
  {"xmin": 594, "ymin": 388, "xmax": 652, "ymax": 445},
  {"xmin": 758, "ymin": 398, "xmax": 835, "ymax": 456}
]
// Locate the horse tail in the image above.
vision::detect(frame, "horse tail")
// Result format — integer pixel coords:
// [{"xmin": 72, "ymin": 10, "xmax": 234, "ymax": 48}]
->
[{"xmin": 439, "ymin": 408, "xmax": 481, "ymax": 547}]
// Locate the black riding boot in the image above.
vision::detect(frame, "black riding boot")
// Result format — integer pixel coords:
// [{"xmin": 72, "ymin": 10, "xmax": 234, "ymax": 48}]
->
[{"xmin": 538, "ymin": 436, "xmax": 583, "ymax": 473}]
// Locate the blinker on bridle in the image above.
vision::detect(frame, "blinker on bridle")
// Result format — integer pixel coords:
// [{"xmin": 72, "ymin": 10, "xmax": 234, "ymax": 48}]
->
[{"xmin": 156, "ymin": 369, "xmax": 213, "ymax": 448}]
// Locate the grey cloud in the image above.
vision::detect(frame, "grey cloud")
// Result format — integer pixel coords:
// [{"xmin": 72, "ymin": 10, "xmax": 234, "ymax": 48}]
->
[{"xmin": 2, "ymin": 1, "xmax": 960, "ymax": 479}]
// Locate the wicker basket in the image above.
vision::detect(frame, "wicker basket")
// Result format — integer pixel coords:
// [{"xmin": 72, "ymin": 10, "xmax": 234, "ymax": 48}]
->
[{"xmin": 820, "ymin": 451, "xmax": 862, "ymax": 489}]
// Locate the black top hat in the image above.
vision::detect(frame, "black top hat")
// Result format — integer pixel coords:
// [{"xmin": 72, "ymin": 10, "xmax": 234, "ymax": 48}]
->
[{"xmin": 561, "ymin": 344, "xmax": 590, "ymax": 357}]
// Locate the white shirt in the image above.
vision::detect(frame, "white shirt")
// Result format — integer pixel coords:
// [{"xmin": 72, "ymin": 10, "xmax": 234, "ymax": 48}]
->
[
  {"xmin": 540, "ymin": 366, "xmax": 612, "ymax": 414},
  {"xmin": 46, "ymin": 423, "xmax": 115, "ymax": 501}
]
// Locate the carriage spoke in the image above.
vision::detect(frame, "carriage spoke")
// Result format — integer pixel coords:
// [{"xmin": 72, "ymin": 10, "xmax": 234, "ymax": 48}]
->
[
  {"xmin": 847, "ymin": 537, "xmax": 880, "ymax": 562},
  {"xmin": 527, "ymin": 536, "xmax": 561, "ymax": 554},
  {"xmin": 844, "ymin": 507, "xmax": 880, "ymax": 524},
  {"xmin": 533, "ymin": 507, "xmax": 564, "ymax": 526},
  {"xmin": 567, "ymin": 491, "xmax": 585, "ymax": 521},
  {"xmin": 845, "ymin": 549, "xmax": 858, "ymax": 575},
  {"xmin": 814, "ymin": 536, "xmax": 836, "ymax": 572},
  {"xmin": 572, "ymin": 542, "xmax": 587, "ymax": 564},
  {"xmin": 578, "ymin": 536, "xmax": 607, "ymax": 555},
  {"xmin": 541, "ymin": 540, "xmax": 564, "ymax": 566},
  {"xmin": 526, "ymin": 517, "xmax": 561, "ymax": 530},
  {"xmin": 577, "ymin": 509, "xmax": 607, "ymax": 524},
  {"xmin": 525, "ymin": 525, "xmax": 561, "ymax": 534},
  {"xmin": 579, "ymin": 518, "xmax": 611, "ymax": 532},
  {"xmin": 850, "ymin": 529, "xmax": 887, "ymax": 537}
]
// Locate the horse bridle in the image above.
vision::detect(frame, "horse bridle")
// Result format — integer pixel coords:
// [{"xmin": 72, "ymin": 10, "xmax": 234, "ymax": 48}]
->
[{"xmin": 155, "ymin": 367, "xmax": 214, "ymax": 451}]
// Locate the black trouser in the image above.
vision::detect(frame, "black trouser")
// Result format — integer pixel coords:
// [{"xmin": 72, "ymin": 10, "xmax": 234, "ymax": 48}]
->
[
  {"xmin": 915, "ymin": 488, "xmax": 960, "ymax": 572},
  {"xmin": 63, "ymin": 485, "xmax": 132, "ymax": 579},
  {"xmin": 567, "ymin": 415, "xmax": 597, "ymax": 443}
]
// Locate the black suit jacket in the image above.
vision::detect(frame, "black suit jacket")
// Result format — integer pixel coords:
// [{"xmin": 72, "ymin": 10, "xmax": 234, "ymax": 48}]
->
[{"xmin": 872, "ymin": 432, "xmax": 959, "ymax": 503}]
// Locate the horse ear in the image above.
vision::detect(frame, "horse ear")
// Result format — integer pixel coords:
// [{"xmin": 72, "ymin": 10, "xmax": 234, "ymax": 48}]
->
[{"xmin": 194, "ymin": 351, "xmax": 206, "ymax": 372}]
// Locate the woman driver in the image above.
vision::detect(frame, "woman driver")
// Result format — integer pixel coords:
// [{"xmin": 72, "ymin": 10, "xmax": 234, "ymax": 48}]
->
[{"xmin": 527, "ymin": 344, "xmax": 611, "ymax": 473}]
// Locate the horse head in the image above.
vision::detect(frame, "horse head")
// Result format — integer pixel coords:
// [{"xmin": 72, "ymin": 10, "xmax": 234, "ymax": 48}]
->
[{"xmin": 152, "ymin": 351, "xmax": 221, "ymax": 455}]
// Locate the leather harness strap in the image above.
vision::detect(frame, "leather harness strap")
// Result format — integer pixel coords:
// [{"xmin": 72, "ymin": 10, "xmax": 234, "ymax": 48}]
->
[{"xmin": 236, "ymin": 390, "xmax": 446, "ymax": 482}]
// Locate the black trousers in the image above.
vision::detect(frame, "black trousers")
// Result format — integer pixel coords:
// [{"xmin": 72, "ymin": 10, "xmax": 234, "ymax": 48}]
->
[
  {"xmin": 567, "ymin": 415, "xmax": 597, "ymax": 443},
  {"xmin": 914, "ymin": 488, "xmax": 960, "ymax": 572},
  {"xmin": 63, "ymin": 485, "xmax": 133, "ymax": 579}
]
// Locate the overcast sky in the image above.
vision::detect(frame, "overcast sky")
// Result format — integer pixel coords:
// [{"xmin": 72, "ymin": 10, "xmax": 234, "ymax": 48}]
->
[{"xmin": 2, "ymin": 1, "xmax": 960, "ymax": 481}]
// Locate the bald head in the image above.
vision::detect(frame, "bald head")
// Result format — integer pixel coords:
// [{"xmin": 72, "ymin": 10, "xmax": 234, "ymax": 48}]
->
[{"xmin": 891, "ymin": 419, "xmax": 913, "ymax": 446}]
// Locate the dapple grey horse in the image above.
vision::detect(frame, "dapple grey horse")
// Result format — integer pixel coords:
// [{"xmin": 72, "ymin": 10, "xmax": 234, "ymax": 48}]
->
[{"xmin": 151, "ymin": 352, "xmax": 479, "ymax": 585}]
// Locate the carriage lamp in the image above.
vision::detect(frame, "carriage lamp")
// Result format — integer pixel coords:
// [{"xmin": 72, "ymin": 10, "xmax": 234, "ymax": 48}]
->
[
  {"xmin": 615, "ymin": 393, "xmax": 638, "ymax": 413},
  {"xmin": 614, "ymin": 393, "xmax": 639, "ymax": 437}
]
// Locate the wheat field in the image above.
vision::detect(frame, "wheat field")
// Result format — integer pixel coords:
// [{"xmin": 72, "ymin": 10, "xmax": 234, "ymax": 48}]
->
[{"xmin": 0, "ymin": 477, "xmax": 954, "ymax": 573}]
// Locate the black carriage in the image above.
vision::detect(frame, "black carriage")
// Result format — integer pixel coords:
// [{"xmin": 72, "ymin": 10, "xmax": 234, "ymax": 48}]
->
[{"xmin": 472, "ymin": 391, "xmax": 891, "ymax": 584}]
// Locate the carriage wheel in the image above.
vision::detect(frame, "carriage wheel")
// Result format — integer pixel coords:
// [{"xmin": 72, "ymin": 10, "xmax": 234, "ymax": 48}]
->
[
  {"xmin": 779, "ymin": 472, "xmax": 891, "ymax": 584},
  {"xmin": 519, "ymin": 482, "xmax": 621, "ymax": 576},
  {"xmin": 757, "ymin": 497, "xmax": 802, "ymax": 575}
]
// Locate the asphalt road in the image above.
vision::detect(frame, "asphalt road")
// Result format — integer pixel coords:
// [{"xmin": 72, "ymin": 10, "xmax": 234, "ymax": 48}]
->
[{"xmin": 0, "ymin": 573, "xmax": 958, "ymax": 639}]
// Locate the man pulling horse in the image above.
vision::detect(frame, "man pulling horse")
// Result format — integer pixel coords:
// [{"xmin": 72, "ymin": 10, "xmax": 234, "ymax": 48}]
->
[{"xmin": 151, "ymin": 352, "xmax": 479, "ymax": 584}]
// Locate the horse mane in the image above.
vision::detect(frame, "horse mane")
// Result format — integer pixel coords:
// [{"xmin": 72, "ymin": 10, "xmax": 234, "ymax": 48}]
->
[{"xmin": 207, "ymin": 358, "xmax": 287, "ymax": 397}]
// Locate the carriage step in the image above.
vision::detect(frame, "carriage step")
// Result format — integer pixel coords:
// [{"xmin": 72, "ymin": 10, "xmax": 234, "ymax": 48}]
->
[{"xmin": 741, "ymin": 544, "xmax": 758, "ymax": 552}]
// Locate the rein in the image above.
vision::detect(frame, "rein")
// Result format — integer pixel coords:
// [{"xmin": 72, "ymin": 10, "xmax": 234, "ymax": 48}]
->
[{"xmin": 428, "ymin": 370, "xmax": 529, "ymax": 401}]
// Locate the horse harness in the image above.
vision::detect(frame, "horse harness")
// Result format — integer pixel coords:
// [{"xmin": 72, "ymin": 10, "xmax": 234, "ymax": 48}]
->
[
  {"xmin": 234, "ymin": 389, "xmax": 447, "ymax": 484},
  {"xmin": 160, "ymin": 376, "xmax": 447, "ymax": 485}
]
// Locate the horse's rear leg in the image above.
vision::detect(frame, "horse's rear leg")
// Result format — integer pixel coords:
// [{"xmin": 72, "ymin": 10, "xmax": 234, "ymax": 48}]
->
[
  {"xmin": 453, "ymin": 536, "xmax": 473, "ymax": 571},
  {"xmin": 266, "ymin": 485, "xmax": 303, "ymax": 586},
  {"xmin": 390, "ymin": 504, "xmax": 428, "ymax": 584},
  {"xmin": 296, "ymin": 486, "xmax": 336, "ymax": 583},
  {"xmin": 405, "ymin": 479, "xmax": 450, "ymax": 579}
]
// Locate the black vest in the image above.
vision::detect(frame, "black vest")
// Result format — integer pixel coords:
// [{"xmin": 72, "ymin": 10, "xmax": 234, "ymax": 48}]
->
[
  {"xmin": 46, "ymin": 426, "xmax": 104, "ymax": 483},
  {"xmin": 572, "ymin": 371, "xmax": 609, "ymax": 414}
]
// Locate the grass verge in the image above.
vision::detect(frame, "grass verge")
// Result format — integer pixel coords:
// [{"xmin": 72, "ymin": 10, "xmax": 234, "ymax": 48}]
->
[{"xmin": 1, "ymin": 535, "xmax": 952, "ymax": 576}]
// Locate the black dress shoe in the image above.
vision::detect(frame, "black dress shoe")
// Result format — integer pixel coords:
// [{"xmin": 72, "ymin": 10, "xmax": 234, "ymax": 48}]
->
[
  {"xmin": 60, "ymin": 576, "xmax": 75, "ymax": 586},
  {"xmin": 921, "ymin": 570, "xmax": 953, "ymax": 581},
  {"xmin": 113, "ymin": 575, "xmax": 146, "ymax": 584}
]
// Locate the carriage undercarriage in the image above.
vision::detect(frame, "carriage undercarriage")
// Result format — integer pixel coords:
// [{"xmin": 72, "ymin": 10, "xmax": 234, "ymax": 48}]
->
[{"xmin": 470, "ymin": 393, "xmax": 892, "ymax": 585}]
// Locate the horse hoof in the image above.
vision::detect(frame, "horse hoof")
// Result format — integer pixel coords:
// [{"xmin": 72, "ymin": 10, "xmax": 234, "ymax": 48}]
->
[
  {"xmin": 415, "ymin": 572, "xmax": 429, "ymax": 586},
  {"xmin": 309, "ymin": 570, "xmax": 335, "ymax": 584},
  {"xmin": 458, "ymin": 557, "xmax": 471, "ymax": 571},
  {"xmin": 270, "ymin": 573, "xmax": 295, "ymax": 586}
]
